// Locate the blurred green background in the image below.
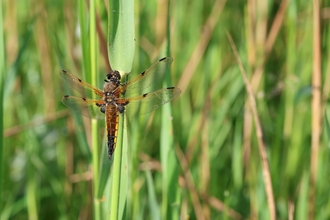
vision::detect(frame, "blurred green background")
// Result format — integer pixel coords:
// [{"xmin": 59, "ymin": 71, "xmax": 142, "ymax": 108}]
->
[{"xmin": 2, "ymin": 0, "xmax": 330, "ymax": 219}]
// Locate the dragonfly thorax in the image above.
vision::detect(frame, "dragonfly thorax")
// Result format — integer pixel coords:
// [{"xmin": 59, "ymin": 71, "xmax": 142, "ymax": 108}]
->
[
  {"xmin": 103, "ymin": 95, "xmax": 116, "ymax": 103},
  {"xmin": 104, "ymin": 70, "xmax": 121, "ymax": 92}
]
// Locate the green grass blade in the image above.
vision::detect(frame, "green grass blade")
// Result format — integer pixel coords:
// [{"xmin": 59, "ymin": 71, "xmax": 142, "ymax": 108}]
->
[
  {"xmin": 160, "ymin": 1, "xmax": 180, "ymax": 219},
  {"xmin": 0, "ymin": 0, "xmax": 4, "ymax": 212},
  {"xmin": 109, "ymin": 113, "xmax": 128, "ymax": 220},
  {"xmin": 89, "ymin": 0, "xmax": 101, "ymax": 219},
  {"xmin": 17, "ymin": 96, "xmax": 38, "ymax": 219},
  {"xmin": 145, "ymin": 170, "xmax": 160, "ymax": 220},
  {"xmin": 108, "ymin": 0, "xmax": 134, "ymax": 72},
  {"xmin": 3, "ymin": 16, "xmax": 35, "ymax": 105},
  {"xmin": 108, "ymin": 0, "xmax": 134, "ymax": 218},
  {"xmin": 78, "ymin": 0, "xmax": 90, "ymax": 80},
  {"xmin": 98, "ymin": 138, "xmax": 113, "ymax": 198},
  {"xmin": 118, "ymin": 119, "xmax": 128, "ymax": 220},
  {"xmin": 78, "ymin": 0, "xmax": 101, "ymax": 218}
]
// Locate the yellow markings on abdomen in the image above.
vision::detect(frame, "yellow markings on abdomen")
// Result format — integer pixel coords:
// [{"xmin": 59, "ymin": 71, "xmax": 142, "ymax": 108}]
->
[{"xmin": 105, "ymin": 105, "xmax": 119, "ymax": 159}]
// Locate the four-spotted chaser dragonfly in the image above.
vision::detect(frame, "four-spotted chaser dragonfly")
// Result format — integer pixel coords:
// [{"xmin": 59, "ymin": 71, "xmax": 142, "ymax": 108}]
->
[{"xmin": 61, "ymin": 57, "xmax": 181, "ymax": 159}]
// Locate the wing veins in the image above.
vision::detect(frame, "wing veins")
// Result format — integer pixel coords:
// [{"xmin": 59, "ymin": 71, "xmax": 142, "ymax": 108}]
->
[
  {"xmin": 119, "ymin": 87, "xmax": 181, "ymax": 117},
  {"xmin": 62, "ymin": 95, "xmax": 105, "ymax": 119},
  {"xmin": 121, "ymin": 57, "xmax": 173, "ymax": 97},
  {"xmin": 60, "ymin": 70, "xmax": 103, "ymax": 97}
]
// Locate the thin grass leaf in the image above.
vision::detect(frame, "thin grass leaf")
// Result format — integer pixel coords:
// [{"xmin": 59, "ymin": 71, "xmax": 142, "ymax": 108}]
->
[
  {"xmin": 4, "ymin": 16, "xmax": 35, "ymax": 104},
  {"xmin": 232, "ymin": 117, "xmax": 243, "ymax": 188},
  {"xmin": 118, "ymin": 118, "xmax": 128, "ymax": 219},
  {"xmin": 109, "ymin": 113, "xmax": 128, "ymax": 220},
  {"xmin": 98, "ymin": 138, "xmax": 113, "ymax": 198},
  {"xmin": 325, "ymin": 110, "xmax": 330, "ymax": 149},
  {"xmin": 77, "ymin": 0, "xmax": 102, "ymax": 218},
  {"xmin": 88, "ymin": 0, "xmax": 102, "ymax": 219},
  {"xmin": 17, "ymin": 97, "xmax": 38, "ymax": 219},
  {"xmin": 0, "ymin": 0, "xmax": 4, "ymax": 212},
  {"xmin": 158, "ymin": 1, "xmax": 181, "ymax": 219},
  {"xmin": 78, "ymin": 0, "xmax": 91, "ymax": 80},
  {"xmin": 145, "ymin": 170, "xmax": 160, "ymax": 220}
]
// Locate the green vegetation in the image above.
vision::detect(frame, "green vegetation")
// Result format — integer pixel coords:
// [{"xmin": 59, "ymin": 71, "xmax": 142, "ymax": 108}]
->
[{"xmin": 2, "ymin": 0, "xmax": 330, "ymax": 219}]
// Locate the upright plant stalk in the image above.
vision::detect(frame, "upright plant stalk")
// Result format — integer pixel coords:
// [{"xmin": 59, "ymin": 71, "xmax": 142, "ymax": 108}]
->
[
  {"xmin": 108, "ymin": 0, "xmax": 134, "ymax": 219},
  {"xmin": 89, "ymin": 0, "xmax": 101, "ymax": 219},
  {"xmin": 110, "ymin": 113, "xmax": 126, "ymax": 220},
  {"xmin": 227, "ymin": 33, "xmax": 276, "ymax": 220},
  {"xmin": 309, "ymin": 0, "xmax": 321, "ymax": 218},
  {"xmin": 160, "ymin": 0, "xmax": 180, "ymax": 219},
  {"xmin": 0, "ymin": 0, "xmax": 4, "ymax": 212}
]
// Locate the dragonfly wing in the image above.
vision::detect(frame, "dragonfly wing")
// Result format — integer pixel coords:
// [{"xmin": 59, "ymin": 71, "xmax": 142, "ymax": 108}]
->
[
  {"xmin": 60, "ymin": 70, "xmax": 104, "ymax": 97},
  {"xmin": 62, "ymin": 95, "xmax": 105, "ymax": 119},
  {"xmin": 122, "ymin": 57, "xmax": 173, "ymax": 97},
  {"xmin": 119, "ymin": 87, "xmax": 181, "ymax": 118}
]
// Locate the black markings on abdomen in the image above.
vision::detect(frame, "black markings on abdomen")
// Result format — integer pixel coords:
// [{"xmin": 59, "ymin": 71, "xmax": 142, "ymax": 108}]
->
[
  {"xmin": 105, "ymin": 110, "xmax": 119, "ymax": 159},
  {"xmin": 107, "ymin": 134, "xmax": 116, "ymax": 159}
]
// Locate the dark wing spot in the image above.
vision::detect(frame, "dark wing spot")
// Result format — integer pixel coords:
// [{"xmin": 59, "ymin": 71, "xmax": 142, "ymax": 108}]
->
[
  {"xmin": 141, "ymin": 71, "xmax": 145, "ymax": 76},
  {"xmin": 159, "ymin": 57, "xmax": 166, "ymax": 62},
  {"xmin": 64, "ymin": 95, "xmax": 69, "ymax": 98},
  {"xmin": 167, "ymin": 86, "xmax": 175, "ymax": 89},
  {"xmin": 78, "ymin": 78, "xmax": 82, "ymax": 82},
  {"xmin": 100, "ymin": 106, "xmax": 105, "ymax": 114},
  {"xmin": 142, "ymin": 93, "xmax": 148, "ymax": 97},
  {"xmin": 82, "ymin": 97, "xmax": 86, "ymax": 101},
  {"xmin": 119, "ymin": 100, "xmax": 130, "ymax": 106},
  {"xmin": 118, "ymin": 105, "xmax": 125, "ymax": 113},
  {"xmin": 62, "ymin": 70, "xmax": 67, "ymax": 73}
]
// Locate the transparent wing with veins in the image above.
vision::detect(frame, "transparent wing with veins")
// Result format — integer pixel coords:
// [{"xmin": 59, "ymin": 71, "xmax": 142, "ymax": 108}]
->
[
  {"xmin": 119, "ymin": 57, "xmax": 173, "ymax": 97},
  {"xmin": 116, "ymin": 86, "xmax": 181, "ymax": 118},
  {"xmin": 60, "ymin": 70, "xmax": 104, "ymax": 97},
  {"xmin": 60, "ymin": 69, "xmax": 105, "ymax": 119},
  {"xmin": 62, "ymin": 95, "xmax": 105, "ymax": 119},
  {"xmin": 60, "ymin": 57, "xmax": 180, "ymax": 119}
]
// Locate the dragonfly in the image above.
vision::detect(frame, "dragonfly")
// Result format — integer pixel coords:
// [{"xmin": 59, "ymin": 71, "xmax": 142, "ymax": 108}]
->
[{"xmin": 61, "ymin": 57, "xmax": 181, "ymax": 160}]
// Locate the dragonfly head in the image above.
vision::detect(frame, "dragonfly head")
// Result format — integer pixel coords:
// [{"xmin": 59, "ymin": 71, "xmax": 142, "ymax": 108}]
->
[{"xmin": 106, "ymin": 70, "xmax": 121, "ymax": 84}]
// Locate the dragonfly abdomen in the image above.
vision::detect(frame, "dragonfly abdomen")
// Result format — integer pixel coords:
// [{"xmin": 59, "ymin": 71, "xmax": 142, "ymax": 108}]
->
[{"xmin": 105, "ymin": 105, "xmax": 119, "ymax": 159}]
